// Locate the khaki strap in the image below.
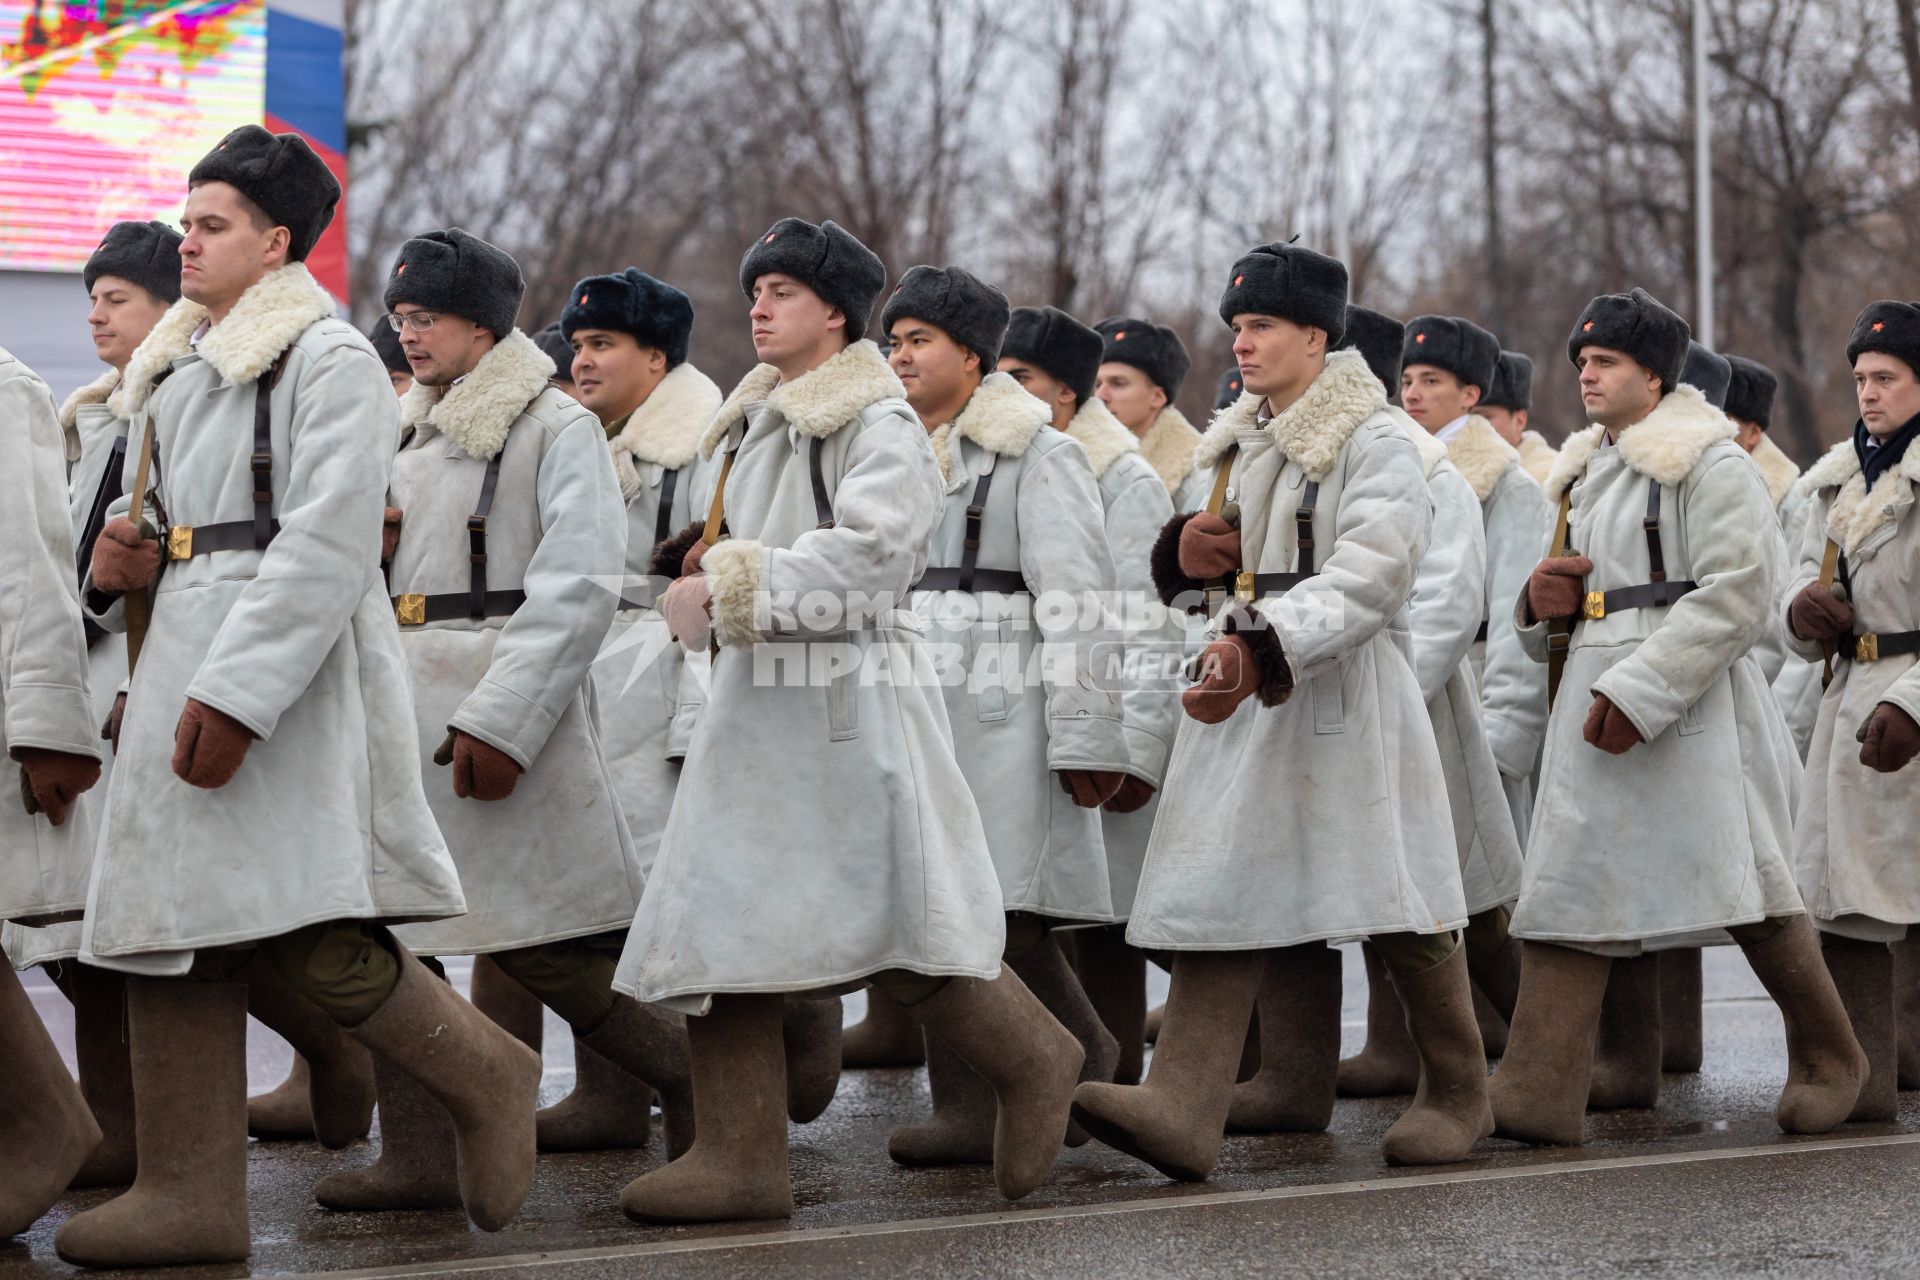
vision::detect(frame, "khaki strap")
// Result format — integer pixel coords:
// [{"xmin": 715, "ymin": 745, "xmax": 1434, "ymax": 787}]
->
[
  {"xmin": 1818, "ymin": 537, "xmax": 1841, "ymax": 689},
  {"xmin": 1545, "ymin": 493, "xmax": 1575, "ymax": 707},
  {"xmin": 123, "ymin": 410, "xmax": 157, "ymax": 675},
  {"xmin": 702, "ymin": 447, "xmax": 734, "ymax": 545},
  {"xmin": 1204, "ymin": 446, "xmax": 1235, "ymax": 517}
]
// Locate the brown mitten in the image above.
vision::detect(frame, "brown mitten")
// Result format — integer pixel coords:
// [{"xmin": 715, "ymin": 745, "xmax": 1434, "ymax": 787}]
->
[
  {"xmin": 102, "ymin": 691, "xmax": 127, "ymax": 754},
  {"xmin": 14, "ymin": 749, "xmax": 101, "ymax": 827},
  {"xmin": 92, "ymin": 517, "xmax": 161, "ymax": 592},
  {"xmin": 381, "ymin": 507, "xmax": 403, "ymax": 562},
  {"xmin": 1104, "ymin": 775, "xmax": 1157, "ymax": 814},
  {"xmin": 1182, "ymin": 635, "xmax": 1259, "ymax": 724},
  {"xmin": 1582, "ymin": 693, "xmax": 1643, "ymax": 755},
  {"xmin": 661, "ymin": 573, "xmax": 713, "ymax": 650},
  {"xmin": 1787, "ymin": 582, "xmax": 1854, "ymax": 643},
  {"xmin": 1177, "ymin": 512, "xmax": 1242, "ymax": 581},
  {"xmin": 681, "ymin": 539, "xmax": 709, "ymax": 578},
  {"xmin": 1858, "ymin": 702, "xmax": 1920, "ymax": 773},
  {"xmin": 1524, "ymin": 555, "xmax": 1594, "ymax": 624},
  {"xmin": 451, "ymin": 731, "xmax": 523, "ymax": 801},
  {"xmin": 171, "ymin": 699, "xmax": 256, "ymax": 789},
  {"xmin": 1058, "ymin": 769, "xmax": 1127, "ymax": 808}
]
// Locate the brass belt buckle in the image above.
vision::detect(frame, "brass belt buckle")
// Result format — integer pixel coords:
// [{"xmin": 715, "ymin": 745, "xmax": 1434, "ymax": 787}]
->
[
  {"xmin": 1582, "ymin": 591, "xmax": 1606, "ymax": 621},
  {"xmin": 166, "ymin": 525, "xmax": 193, "ymax": 560},
  {"xmin": 1234, "ymin": 571, "xmax": 1255, "ymax": 602},
  {"xmin": 1857, "ymin": 633, "xmax": 1880, "ymax": 662},
  {"xmin": 395, "ymin": 594, "xmax": 426, "ymax": 627}
]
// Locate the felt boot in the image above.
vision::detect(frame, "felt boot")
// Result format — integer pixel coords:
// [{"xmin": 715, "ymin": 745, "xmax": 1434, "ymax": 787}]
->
[
  {"xmin": 1487, "ymin": 942, "xmax": 1611, "ymax": 1146},
  {"xmin": 1227, "ymin": 944, "xmax": 1341, "ymax": 1133}
]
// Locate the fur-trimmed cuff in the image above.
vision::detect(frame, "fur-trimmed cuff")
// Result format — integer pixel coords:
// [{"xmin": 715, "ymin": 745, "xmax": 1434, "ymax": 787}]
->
[
  {"xmin": 1150, "ymin": 511, "xmax": 1207, "ymax": 611},
  {"xmin": 702, "ymin": 538, "xmax": 764, "ymax": 648},
  {"xmin": 650, "ymin": 521, "xmax": 707, "ymax": 581},
  {"xmin": 1224, "ymin": 606, "xmax": 1295, "ymax": 707}
]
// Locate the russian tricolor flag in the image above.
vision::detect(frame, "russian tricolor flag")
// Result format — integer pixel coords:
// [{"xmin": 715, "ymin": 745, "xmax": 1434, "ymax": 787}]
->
[{"xmin": 265, "ymin": 0, "xmax": 348, "ymax": 305}]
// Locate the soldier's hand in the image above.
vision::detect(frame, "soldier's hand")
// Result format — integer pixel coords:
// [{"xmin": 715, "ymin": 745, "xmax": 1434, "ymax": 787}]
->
[
  {"xmin": 1788, "ymin": 582, "xmax": 1854, "ymax": 642},
  {"xmin": 1177, "ymin": 513, "xmax": 1242, "ymax": 580},
  {"xmin": 1104, "ymin": 774, "xmax": 1157, "ymax": 813},
  {"xmin": 381, "ymin": 507, "xmax": 403, "ymax": 562},
  {"xmin": 1582, "ymin": 693, "xmax": 1643, "ymax": 755},
  {"xmin": 1524, "ymin": 555, "xmax": 1593, "ymax": 624},
  {"xmin": 92, "ymin": 517, "xmax": 161, "ymax": 592},
  {"xmin": 662, "ymin": 573, "xmax": 714, "ymax": 651},
  {"xmin": 1858, "ymin": 702, "xmax": 1920, "ymax": 773},
  {"xmin": 1058, "ymin": 769, "xmax": 1127, "ymax": 808},
  {"xmin": 450, "ymin": 730, "xmax": 522, "ymax": 801},
  {"xmin": 172, "ymin": 699, "xmax": 256, "ymax": 789},
  {"xmin": 101, "ymin": 691, "xmax": 127, "ymax": 755},
  {"xmin": 1182, "ymin": 635, "xmax": 1259, "ymax": 724},
  {"xmin": 14, "ymin": 748, "xmax": 101, "ymax": 826}
]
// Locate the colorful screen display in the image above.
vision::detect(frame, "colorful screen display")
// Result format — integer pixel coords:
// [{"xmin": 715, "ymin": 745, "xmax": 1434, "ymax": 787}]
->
[{"xmin": 0, "ymin": 1, "xmax": 266, "ymax": 274}]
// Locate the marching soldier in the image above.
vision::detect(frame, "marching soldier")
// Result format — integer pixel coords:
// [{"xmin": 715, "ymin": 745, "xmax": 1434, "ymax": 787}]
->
[
  {"xmin": 1096, "ymin": 317, "xmax": 1212, "ymax": 511},
  {"xmin": 999, "ymin": 304, "xmax": 1182, "ymax": 1085},
  {"xmin": 1783, "ymin": 300, "xmax": 1920, "ymax": 1122},
  {"xmin": 0, "ymin": 344, "xmax": 106, "ymax": 1237},
  {"xmin": 1489, "ymin": 287, "xmax": 1863, "ymax": 1147},
  {"xmin": 62, "ymin": 128, "xmax": 535, "ymax": 1267},
  {"xmin": 615, "ymin": 218, "xmax": 1082, "ymax": 1223},
  {"xmin": 881, "ymin": 271, "xmax": 1128, "ymax": 1164},
  {"xmin": 1076, "ymin": 242, "xmax": 1487, "ymax": 1180}
]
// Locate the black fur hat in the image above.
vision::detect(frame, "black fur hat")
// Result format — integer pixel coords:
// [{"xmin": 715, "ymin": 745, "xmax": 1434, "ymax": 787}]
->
[
  {"xmin": 1567, "ymin": 287, "xmax": 1691, "ymax": 391},
  {"xmin": 1680, "ymin": 341, "xmax": 1732, "ymax": 409},
  {"xmin": 83, "ymin": 220, "xmax": 182, "ymax": 303},
  {"xmin": 738, "ymin": 218, "xmax": 886, "ymax": 342},
  {"xmin": 187, "ymin": 125, "xmax": 339, "ymax": 263},
  {"xmin": 880, "ymin": 265, "xmax": 1011, "ymax": 367},
  {"xmin": 1483, "ymin": 351, "xmax": 1534, "ymax": 412},
  {"xmin": 1216, "ymin": 242, "xmax": 1348, "ymax": 346},
  {"xmin": 562, "ymin": 267, "xmax": 694, "ymax": 368},
  {"xmin": 1214, "ymin": 366, "xmax": 1246, "ymax": 410},
  {"xmin": 532, "ymin": 322, "xmax": 575, "ymax": 381},
  {"xmin": 1338, "ymin": 305, "xmax": 1405, "ymax": 394},
  {"xmin": 1847, "ymin": 301, "xmax": 1920, "ymax": 377},
  {"xmin": 1402, "ymin": 315, "xmax": 1500, "ymax": 394},
  {"xmin": 1722, "ymin": 355, "xmax": 1777, "ymax": 428},
  {"xmin": 1096, "ymin": 317, "xmax": 1190, "ymax": 400},
  {"xmin": 1002, "ymin": 306, "xmax": 1103, "ymax": 403},
  {"xmin": 366, "ymin": 316, "xmax": 410, "ymax": 375},
  {"xmin": 383, "ymin": 228, "xmax": 525, "ymax": 338}
]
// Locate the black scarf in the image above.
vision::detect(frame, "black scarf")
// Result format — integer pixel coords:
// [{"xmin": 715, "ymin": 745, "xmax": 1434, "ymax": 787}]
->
[{"xmin": 1854, "ymin": 411, "xmax": 1920, "ymax": 489}]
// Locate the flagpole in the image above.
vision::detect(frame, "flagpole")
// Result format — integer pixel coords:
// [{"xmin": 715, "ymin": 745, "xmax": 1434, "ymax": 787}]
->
[{"xmin": 1694, "ymin": 0, "xmax": 1714, "ymax": 347}]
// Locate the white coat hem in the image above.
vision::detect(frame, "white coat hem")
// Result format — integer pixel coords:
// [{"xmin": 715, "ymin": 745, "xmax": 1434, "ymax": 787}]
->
[
  {"xmin": 1125, "ymin": 916, "xmax": 1469, "ymax": 951},
  {"xmin": 81, "ymin": 900, "xmax": 465, "ymax": 961},
  {"xmin": 613, "ymin": 959, "xmax": 1002, "ymax": 1008},
  {"xmin": 1510, "ymin": 909, "xmax": 1802, "ymax": 945}
]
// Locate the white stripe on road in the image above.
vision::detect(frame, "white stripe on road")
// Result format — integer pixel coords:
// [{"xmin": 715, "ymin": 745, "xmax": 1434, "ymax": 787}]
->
[{"xmin": 296, "ymin": 1130, "xmax": 1920, "ymax": 1278}]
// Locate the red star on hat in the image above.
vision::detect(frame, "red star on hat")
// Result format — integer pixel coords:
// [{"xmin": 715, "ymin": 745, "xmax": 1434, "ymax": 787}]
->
[
  {"xmin": 1115, "ymin": 330, "xmax": 1127, "ymax": 341},
  {"xmin": 1415, "ymin": 332, "xmax": 1427, "ymax": 343},
  {"xmin": 1233, "ymin": 274, "xmax": 1243, "ymax": 286},
  {"xmin": 1583, "ymin": 321, "xmax": 1594, "ymax": 332},
  {"xmin": 580, "ymin": 293, "xmax": 589, "ymax": 305},
  {"xmin": 1874, "ymin": 321, "xmax": 1886, "ymax": 332},
  {"xmin": 765, "ymin": 232, "xmax": 776, "ymax": 244}
]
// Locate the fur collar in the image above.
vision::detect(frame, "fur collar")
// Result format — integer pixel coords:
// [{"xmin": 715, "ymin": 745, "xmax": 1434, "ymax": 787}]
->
[
  {"xmin": 60, "ymin": 368, "xmax": 119, "ymax": 430},
  {"xmin": 1138, "ymin": 404, "xmax": 1201, "ymax": 494},
  {"xmin": 1543, "ymin": 384, "xmax": 1735, "ymax": 500},
  {"xmin": 1748, "ymin": 432, "xmax": 1800, "ymax": 509},
  {"xmin": 113, "ymin": 264, "xmax": 336, "ymax": 419},
  {"xmin": 1801, "ymin": 437, "xmax": 1920, "ymax": 556},
  {"xmin": 1195, "ymin": 350, "xmax": 1386, "ymax": 482},
  {"xmin": 1446, "ymin": 414, "xmax": 1519, "ymax": 501},
  {"xmin": 1517, "ymin": 430, "xmax": 1557, "ymax": 486},
  {"xmin": 1389, "ymin": 405, "xmax": 1449, "ymax": 477},
  {"xmin": 1063, "ymin": 395, "xmax": 1140, "ymax": 482},
  {"xmin": 700, "ymin": 339, "xmax": 903, "ymax": 458},
  {"xmin": 927, "ymin": 372, "xmax": 1052, "ymax": 490},
  {"xmin": 399, "ymin": 329, "xmax": 554, "ymax": 462},
  {"xmin": 608, "ymin": 361, "xmax": 723, "ymax": 499}
]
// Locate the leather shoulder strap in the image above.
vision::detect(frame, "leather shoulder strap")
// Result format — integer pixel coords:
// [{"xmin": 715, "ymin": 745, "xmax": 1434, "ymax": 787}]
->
[{"xmin": 1545, "ymin": 492, "xmax": 1575, "ymax": 707}]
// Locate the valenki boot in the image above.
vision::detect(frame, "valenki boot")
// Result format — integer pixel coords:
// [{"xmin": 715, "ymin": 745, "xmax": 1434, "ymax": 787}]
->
[
  {"xmin": 1892, "ymin": 932, "xmax": 1920, "ymax": 1089},
  {"xmin": 537, "ymin": 1038, "xmax": 653, "ymax": 1152},
  {"xmin": 1072, "ymin": 950, "xmax": 1262, "ymax": 1182},
  {"xmin": 1227, "ymin": 944, "xmax": 1341, "ymax": 1133},
  {"xmin": 247, "ymin": 1055, "xmax": 319, "ymax": 1140},
  {"xmin": 1337, "ymin": 942, "xmax": 1419, "ymax": 1096},
  {"xmin": 54, "ymin": 980, "xmax": 247, "ymax": 1268},
  {"xmin": 1075, "ymin": 925, "xmax": 1148, "ymax": 1084},
  {"xmin": 1010, "ymin": 933, "xmax": 1118, "ymax": 1145},
  {"xmin": 1588, "ymin": 953, "xmax": 1661, "ymax": 1109},
  {"xmin": 1819, "ymin": 934, "xmax": 1895, "ymax": 1122},
  {"xmin": 0, "ymin": 964, "xmax": 102, "ymax": 1236},
  {"xmin": 888, "ymin": 1034, "xmax": 996, "ymax": 1166},
  {"xmin": 784, "ymin": 995, "xmax": 844, "ymax": 1124},
  {"xmin": 1472, "ymin": 985, "xmax": 1509, "ymax": 1059},
  {"xmin": 620, "ymin": 993, "xmax": 792, "ymax": 1224},
  {"xmin": 571, "ymin": 995, "xmax": 694, "ymax": 1158},
  {"xmin": 242, "ymin": 953, "xmax": 376, "ymax": 1148},
  {"xmin": 1382, "ymin": 947, "xmax": 1494, "ymax": 1165},
  {"xmin": 1487, "ymin": 942, "xmax": 1612, "ymax": 1146},
  {"xmin": 1658, "ymin": 947, "xmax": 1705, "ymax": 1073},
  {"xmin": 907, "ymin": 969, "xmax": 1083, "ymax": 1200},
  {"xmin": 66, "ymin": 964, "xmax": 135, "ymax": 1188},
  {"xmin": 1468, "ymin": 925, "xmax": 1522, "ymax": 1060},
  {"xmin": 343, "ymin": 946, "xmax": 542, "ymax": 1230},
  {"xmin": 314, "ymin": 1054, "xmax": 462, "ymax": 1212},
  {"xmin": 842, "ymin": 986, "xmax": 926, "ymax": 1068},
  {"xmin": 472, "ymin": 953, "xmax": 545, "ymax": 1055},
  {"xmin": 1740, "ymin": 916, "xmax": 1868, "ymax": 1134}
]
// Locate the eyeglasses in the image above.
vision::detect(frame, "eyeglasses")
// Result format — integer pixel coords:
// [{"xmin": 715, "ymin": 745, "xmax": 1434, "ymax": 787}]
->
[{"xmin": 385, "ymin": 311, "xmax": 440, "ymax": 333}]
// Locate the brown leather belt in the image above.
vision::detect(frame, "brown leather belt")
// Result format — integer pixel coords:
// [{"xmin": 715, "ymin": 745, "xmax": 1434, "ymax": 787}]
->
[
  {"xmin": 1581, "ymin": 579, "xmax": 1698, "ymax": 620},
  {"xmin": 394, "ymin": 589, "xmax": 527, "ymax": 627},
  {"xmin": 1842, "ymin": 630, "xmax": 1920, "ymax": 662},
  {"xmin": 166, "ymin": 519, "xmax": 282, "ymax": 560}
]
